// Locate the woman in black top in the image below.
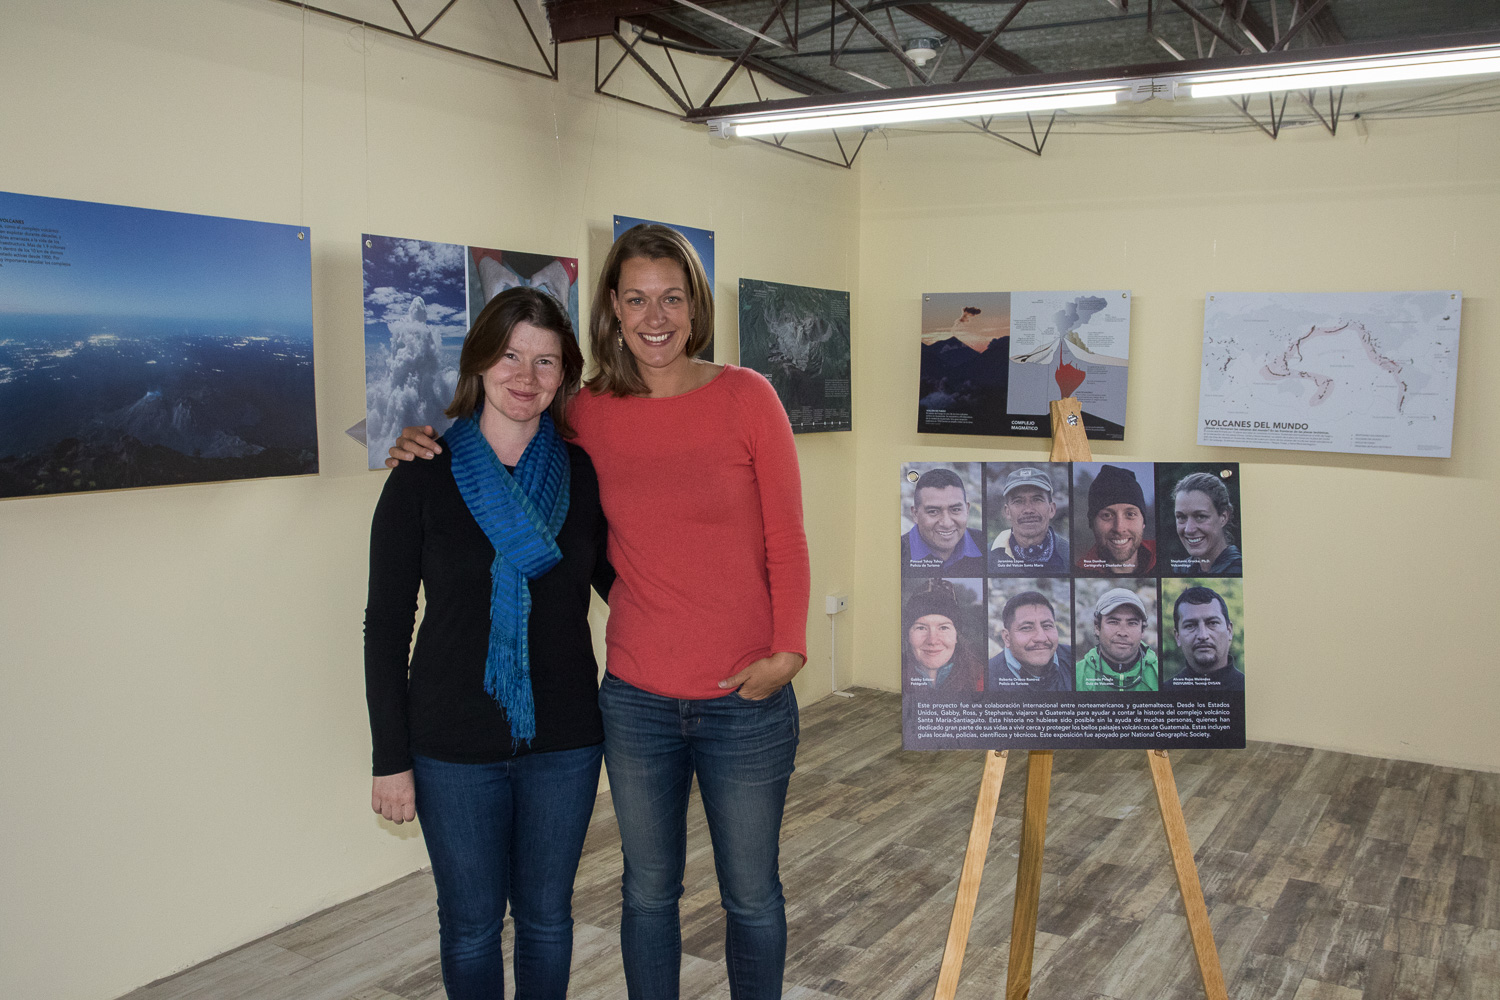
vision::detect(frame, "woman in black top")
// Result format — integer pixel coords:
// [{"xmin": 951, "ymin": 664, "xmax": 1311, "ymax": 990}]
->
[{"xmin": 364, "ymin": 287, "xmax": 611, "ymax": 1000}]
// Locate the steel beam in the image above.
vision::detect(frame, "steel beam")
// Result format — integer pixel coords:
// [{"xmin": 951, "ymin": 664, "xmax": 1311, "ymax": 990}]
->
[
  {"xmin": 954, "ymin": 1, "xmax": 1035, "ymax": 82},
  {"xmin": 264, "ymin": 0, "xmax": 557, "ymax": 78},
  {"xmin": 1217, "ymin": 0, "xmax": 1270, "ymax": 52},
  {"xmin": 611, "ymin": 29, "xmax": 693, "ymax": 111},
  {"xmin": 905, "ymin": 3, "xmax": 1040, "ymax": 78},
  {"xmin": 1226, "ymin": 90, "xmax": 1291, "ymax": 138},
  {"xmin": 671, "ymin": 0, "xmax": 786, "ymax": 47},
  {"xmin": 1167, "ymin": 0, "xmax": 1249, "ymax": 55},
  {"xmin": 829, "ymin": 0, "xmax": 932, "ymax": 83},
  {"xmin": 1272, "ymin": 0, "xmax": 1333, "ymax": 51},
  {"xmin": 632, "ymin": 11, "xmax": 836, "ymax": 94},
  {"xmin": 700, "ymin": 0, "xmax": 793, "ymax": 107}
]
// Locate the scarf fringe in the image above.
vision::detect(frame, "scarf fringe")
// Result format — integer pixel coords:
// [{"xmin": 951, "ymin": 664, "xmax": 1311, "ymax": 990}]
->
[{"xmin": 446, "ymin": 414, "xmax": 569, "ymax": 747}]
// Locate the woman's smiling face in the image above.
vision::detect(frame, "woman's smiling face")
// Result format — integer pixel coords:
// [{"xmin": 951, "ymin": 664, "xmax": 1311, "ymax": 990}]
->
[
  {"xmin": 908, "ymin": 614, "xmax": 957, "ymax": 675},
  {"xmin": 1175, "ymin": 489, "xmax": 1228, "ymax": 560},
  {"xmin": 610, "ymin": 256, "xmax": 694, "ymax": 378}
]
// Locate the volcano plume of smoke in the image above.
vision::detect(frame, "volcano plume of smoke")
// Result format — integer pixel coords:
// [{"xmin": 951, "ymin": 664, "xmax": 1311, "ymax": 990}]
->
[{"xmin": 365, "ymin": 295, "xmax": 458, "ymax": 465}]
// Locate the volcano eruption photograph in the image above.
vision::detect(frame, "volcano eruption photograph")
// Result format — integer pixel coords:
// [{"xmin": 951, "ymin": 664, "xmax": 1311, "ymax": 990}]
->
[{"xmin": 919, "ymin": 290, "xmax": 1129, "ymax": 440}]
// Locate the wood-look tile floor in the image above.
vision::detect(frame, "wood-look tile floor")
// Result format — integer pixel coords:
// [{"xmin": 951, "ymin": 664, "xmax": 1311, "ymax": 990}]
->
[{"xmin": 121, "ymin": 689, "xmax": 1500, "ymax": 1000}]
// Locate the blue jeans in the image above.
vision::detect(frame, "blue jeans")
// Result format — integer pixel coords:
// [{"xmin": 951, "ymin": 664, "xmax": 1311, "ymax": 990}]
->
[
  {"xmin": 412, "ymin": 744, "xmax": 604, "ymax": 1000},
  {"xmin": 599, "ymin": 673, "xmax": 800, "ymax": 1000}
]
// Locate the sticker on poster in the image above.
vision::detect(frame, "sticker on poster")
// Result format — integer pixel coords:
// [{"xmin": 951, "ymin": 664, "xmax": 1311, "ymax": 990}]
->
[{"xmin": 899, "ymin": 460, "xmax": 1245, "ymax": 751}]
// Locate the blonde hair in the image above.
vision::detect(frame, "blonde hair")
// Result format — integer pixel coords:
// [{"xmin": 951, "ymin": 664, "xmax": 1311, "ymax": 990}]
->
[{"xmin": 585, "ymin": 224, "xmax": 713, "ymax": 397}]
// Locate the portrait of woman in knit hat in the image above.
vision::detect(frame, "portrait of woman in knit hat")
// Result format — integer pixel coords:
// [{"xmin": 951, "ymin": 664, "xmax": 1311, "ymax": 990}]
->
[
  {"xmin": 1072, "ymin": 462, "xmax": 1157, "ymax": 576},
  {"xmin": 901, "ymin": 578, "xmax": 987, "ymax": 697}
]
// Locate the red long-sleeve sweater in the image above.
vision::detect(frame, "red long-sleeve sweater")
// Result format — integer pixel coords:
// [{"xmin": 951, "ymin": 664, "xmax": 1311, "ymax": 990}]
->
[{"xmin": 571, "ymin": 365, "xmax": 810, "ymax": 699}]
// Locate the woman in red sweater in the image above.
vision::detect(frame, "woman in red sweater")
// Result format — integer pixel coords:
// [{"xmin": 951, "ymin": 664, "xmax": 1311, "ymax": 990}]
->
[{"xmin": 392, "ymin": 225, "xmax": 810, "ymax": 1000}]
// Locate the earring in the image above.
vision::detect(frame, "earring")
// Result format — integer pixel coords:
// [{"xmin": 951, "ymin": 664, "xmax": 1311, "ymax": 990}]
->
[{"xmin": 616, "ymin": 321, "xmax": 624, "ymax": 351}]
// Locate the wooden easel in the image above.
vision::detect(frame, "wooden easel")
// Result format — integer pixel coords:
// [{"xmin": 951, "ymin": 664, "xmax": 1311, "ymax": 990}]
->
[{"xmin": 932, "ymin": 397, "xmax": 1228, "ymax": 1000}]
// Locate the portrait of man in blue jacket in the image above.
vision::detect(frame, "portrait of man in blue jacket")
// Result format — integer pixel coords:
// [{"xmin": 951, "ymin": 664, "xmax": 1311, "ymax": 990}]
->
[
  {"xmin": 986, "ymin": 590, "xmax": 1074, "ymax": 692},
  {"xmin": 902, "ymin": 466, "xmax": 987, "ymax": 577}
]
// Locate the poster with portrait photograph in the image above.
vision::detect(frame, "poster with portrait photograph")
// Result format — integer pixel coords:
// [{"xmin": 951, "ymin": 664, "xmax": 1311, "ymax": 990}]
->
[
  {"xmin": 360, "ymin": 235, "xmax": 578, "ymax": 469},
  {"xmin": 918, "ymin": 291, "xmax": 1130, "ymax": 441},
  {"xmin": 738, "ymin": 278, "xmax": 851, "ymax": 433},
  {"xmin": 0, "ymin": 190, "xmax": 318, "ymax": 499},
  {"xmin": 614, "ymin": 215, "xmax": 714, "ymax": 361},
  {"xmin": 900, "ymin": 460, "xmax": 1244, "ymax": 751}
]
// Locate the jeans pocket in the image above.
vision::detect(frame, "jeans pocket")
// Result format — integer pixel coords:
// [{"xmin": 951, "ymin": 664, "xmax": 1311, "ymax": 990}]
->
[
  {"xmin": 729, "ymin": 684, "xmax": 799, "ymax": 744},
  {"xmin": 728, "ymin": 683, "xmax": 784, "ymax": 704}
]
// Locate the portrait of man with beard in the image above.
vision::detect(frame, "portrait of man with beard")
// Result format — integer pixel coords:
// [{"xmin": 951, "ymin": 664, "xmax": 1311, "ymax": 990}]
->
[{"xmin": 1074, "ymin": 462, "xmax": 1157, "ymax": 577}]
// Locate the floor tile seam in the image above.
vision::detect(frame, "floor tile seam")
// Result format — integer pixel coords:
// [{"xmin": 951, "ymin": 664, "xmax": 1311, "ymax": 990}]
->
[{"xmin": 278, "ymin": 902, "xmax": 441, "ymax": 967}]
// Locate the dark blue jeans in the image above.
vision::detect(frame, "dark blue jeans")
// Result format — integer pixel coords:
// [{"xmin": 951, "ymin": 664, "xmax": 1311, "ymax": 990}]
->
[
  {"xmin": 599, "ymin": 673, "xmax": 800, "ymax": 1000},
  {"xmin": 412, "ymin": 744, "xmax": 604, "ymax": 1000}
]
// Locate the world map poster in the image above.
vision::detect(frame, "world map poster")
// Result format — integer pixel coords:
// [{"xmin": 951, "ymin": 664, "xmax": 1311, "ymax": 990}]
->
[{"xmin": 1198, "ymin": 291, "xmax": 1461, "ymax": 458}]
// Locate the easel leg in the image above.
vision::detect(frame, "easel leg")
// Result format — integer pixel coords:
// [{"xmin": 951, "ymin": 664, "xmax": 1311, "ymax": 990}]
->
[
  {"xmin": 933, "ymin": 750, "xmax": 1009, "ymax": 1000},
  {"xmin": 1147, "ymin": 750, "xmax": 1229, "ymax": 1000},
  {"xmin": 1005, "ymin": 750, "xmax": 1054, "ymax": 1000}
]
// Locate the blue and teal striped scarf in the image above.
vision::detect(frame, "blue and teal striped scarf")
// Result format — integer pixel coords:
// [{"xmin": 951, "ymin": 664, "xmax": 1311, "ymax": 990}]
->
[{"xmin": 445, "ymin": 412, "xmax": 570, "ymax": 746}]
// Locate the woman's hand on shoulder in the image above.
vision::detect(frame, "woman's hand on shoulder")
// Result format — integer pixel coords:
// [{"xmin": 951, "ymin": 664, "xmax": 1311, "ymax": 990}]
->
[
  {"xmin": 719, "ymin": 650, "xmax": 805, "ymax": 701},
  {"xmin": 371, "ymin": 770, "xmax": 416, "ymax": 824},
  {"xmin": 384, "ymin": 426, "xmax": 441, "ymax": 468}
]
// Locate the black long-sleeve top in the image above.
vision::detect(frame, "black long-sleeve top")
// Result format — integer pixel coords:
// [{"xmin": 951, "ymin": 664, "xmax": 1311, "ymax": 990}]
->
[{"xmin": 364, "ymin": 442, "xmax": 612, "ymax": 776}]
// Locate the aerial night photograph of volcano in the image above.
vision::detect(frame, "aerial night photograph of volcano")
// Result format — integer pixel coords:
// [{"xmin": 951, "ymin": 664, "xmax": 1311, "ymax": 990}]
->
[{"xmin": 0, "ymin": 191, "xmax": 317, "ymax": 499}]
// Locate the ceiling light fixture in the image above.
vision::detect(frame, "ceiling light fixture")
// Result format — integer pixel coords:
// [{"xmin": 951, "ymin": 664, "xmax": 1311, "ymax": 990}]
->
[
  {"xmin": 699, "ymin": 38, "xmax": 1500, "ymax": 140},
  {"xmin": 903, "ymin": 37, "xmax": 941, "ymax": 69},
  {"xmin": 1183, "ymin": 45, "xmax": 1500, "ymax": 98},
  {"xmin": 710, "ymin": 86, "xmax": 1123, "ymax": 138}
]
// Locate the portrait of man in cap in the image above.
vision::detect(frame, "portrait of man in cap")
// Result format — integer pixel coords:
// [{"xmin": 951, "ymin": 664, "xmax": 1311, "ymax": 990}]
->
[
  {"xmin": 901, "ymin": 465, "xmax": 987, "ymax": 577},
  {"xmin": 1075, "ymin": 585, "xmax": 1159, "ymax": 692},
  {"xmin": 988, "ymin": 464, "xmax": 1070, "ymax": 576},
  {"xmin": 1075, "ymin": 463, "xmax": 1157, "ymax": 576}
]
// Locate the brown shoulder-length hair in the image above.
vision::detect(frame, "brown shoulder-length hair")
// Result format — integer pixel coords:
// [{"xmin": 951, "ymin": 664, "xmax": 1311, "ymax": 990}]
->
[
  {"xmin": 445, "ymin": 286, "xmax": 583, "ymax": 437},
  {"xmin": 585, "ymin": 223, "xmax": 714, "ymax": 397}
]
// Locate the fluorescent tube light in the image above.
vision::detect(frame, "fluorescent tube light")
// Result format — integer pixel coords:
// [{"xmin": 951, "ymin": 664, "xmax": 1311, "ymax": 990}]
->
[
  {"xmin": 703, "ymin": 40, "xmax": 1500, "ymax": 140},
  {"xmin": 1185, "ymin": 49, "xmax": 1500, "ymax": 98},
  {"xmin": 720, "ymin": 88, "xmax": 1122, "ymax": 137}
]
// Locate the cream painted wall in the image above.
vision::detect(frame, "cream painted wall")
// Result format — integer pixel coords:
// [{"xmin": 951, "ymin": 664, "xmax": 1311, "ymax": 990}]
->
[
  {"xmin": 851, "ymin": 114, "xmax": 1500, "ymax": 774},
  {"xmin": 0, "ymin": 3, "xmax": 858, "ymax": 999},
  {"xmin": 7, "ymin": 2, "xmax": 1498, "ymax": 998}
]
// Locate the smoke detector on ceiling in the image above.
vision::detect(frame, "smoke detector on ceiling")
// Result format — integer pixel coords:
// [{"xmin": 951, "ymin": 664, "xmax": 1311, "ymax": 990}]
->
[{"xmin": 904, "ymin": 37, "xmax": 941, "ymax": 67}]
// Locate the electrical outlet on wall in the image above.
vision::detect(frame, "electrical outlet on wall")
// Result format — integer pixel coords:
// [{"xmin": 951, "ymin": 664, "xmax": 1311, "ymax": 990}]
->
[{"xmin": 826, "ymin": 594, "xmax": 848, "ymax": 615}]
